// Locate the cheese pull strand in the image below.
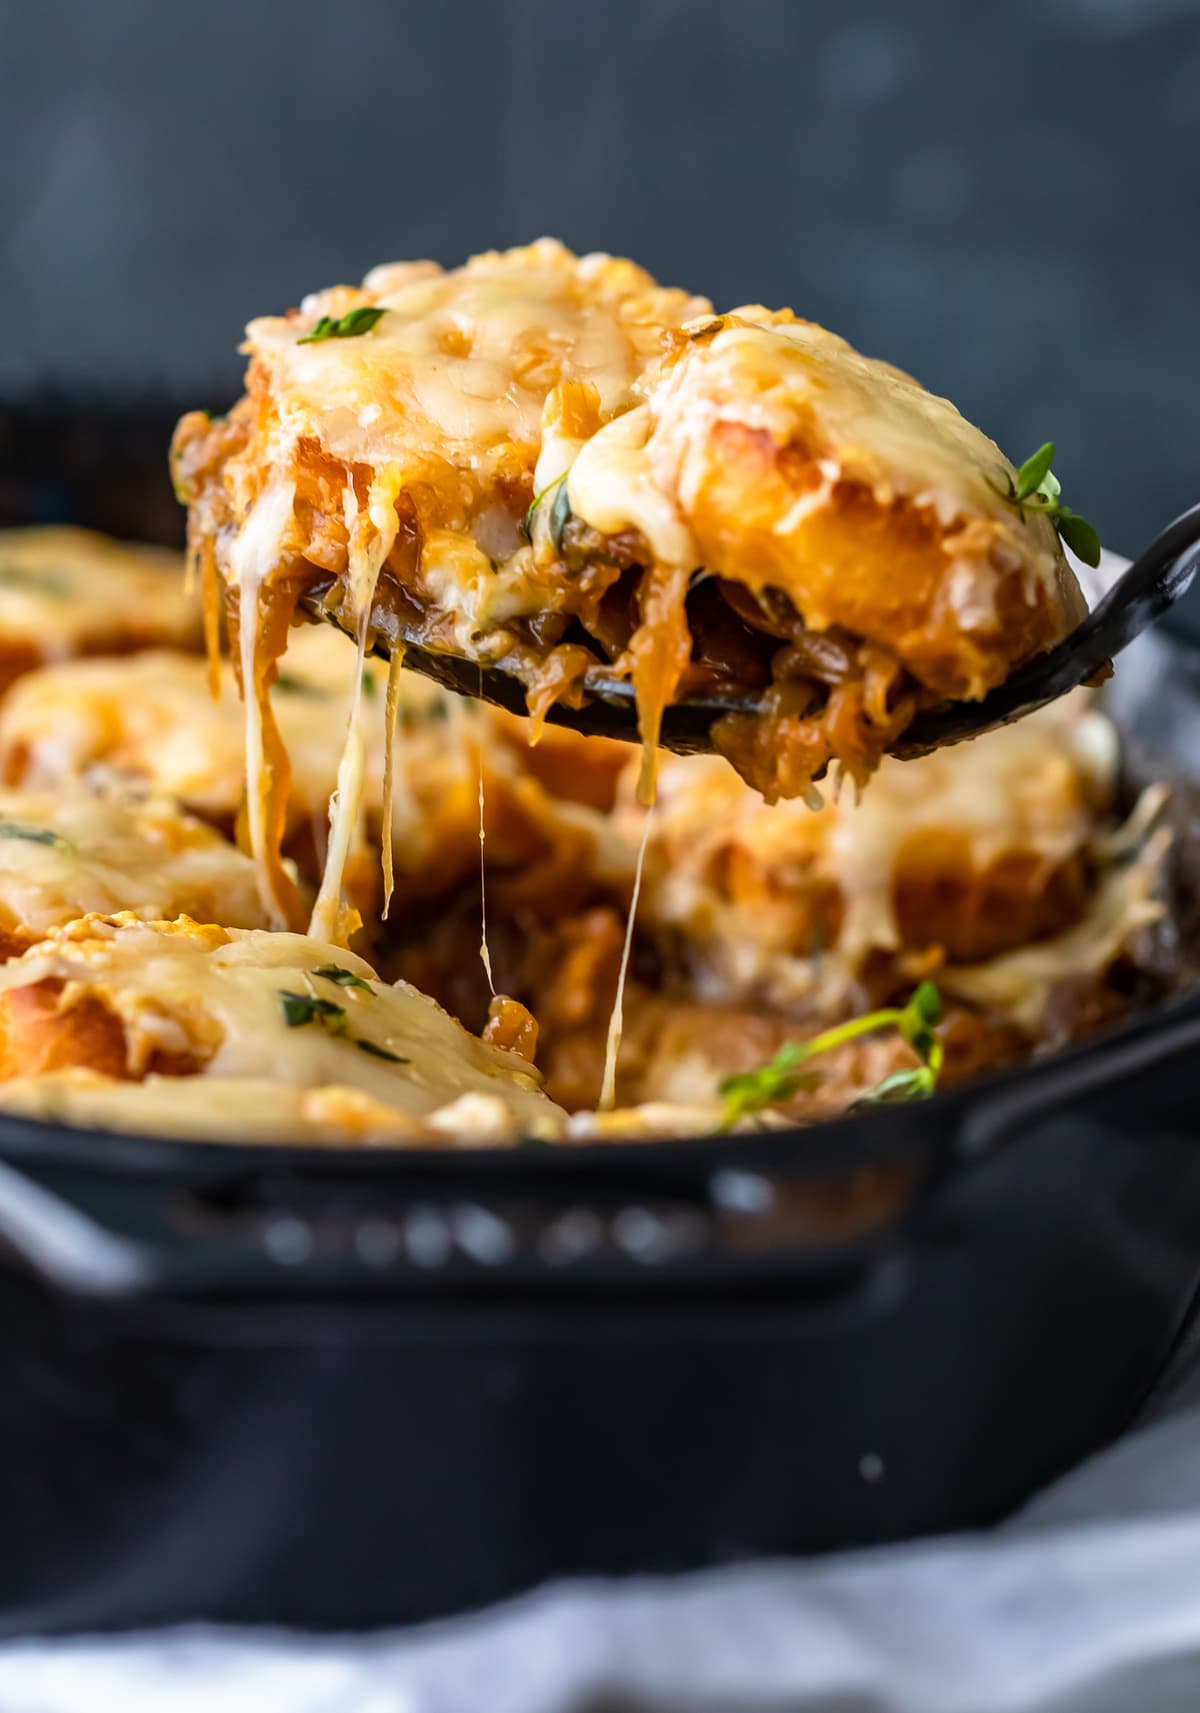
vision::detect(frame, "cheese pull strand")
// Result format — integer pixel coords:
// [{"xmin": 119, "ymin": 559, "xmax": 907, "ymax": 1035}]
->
[
  {"xmin": 599, "ymin": 798, "xmax": 654, "ymax": 1111},
  {"xmin": 308, "ymin": 663, "xmax": 366, "ymax": 945},
  {"xmin": 478, "ymin": 666, "xmax": 495, "ymax": 994},
  {"xmin": 380, "ymin": 643, "xmax": 406, "ymax": 920}
]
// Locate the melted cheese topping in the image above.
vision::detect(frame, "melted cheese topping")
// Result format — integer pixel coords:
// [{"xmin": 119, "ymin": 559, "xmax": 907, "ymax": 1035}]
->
[
  {"xmin": 0, "ymin": 1069, "xmax": 457, "ymax": 1146},
  {"xmin": 0, "ymin": 638, "xmax": 341, "ymax": 825},
  {"xmin": 0, "ymin": 632, "xmax": 505, "ymax": 971},
  {"xmin": 0, "ymin": 628, "xmax": 475, "ymax": 862},
  {"xmin": 944, "ymin": 799, "xmax": 1169, "ymax": 1031},
  {"xmin": 600, "ymin": 690, "xmax": 1118, "ymax": 1013},
  {"xmin": 0, "ymin": 527, "xmax": 199, "ymax": 666},
  {"xmin": 0, "ymin": 915, "xmax": 564, "ymax": 1141},
  {"xmin": 631, "ymin": 316, "xmax": 1079, "ymax": 622},
  {"xmin": 0, "ymin": 786, "xmax": 266, "ymax": 946},
  {"xmin": 254, "ymin": 240, "xmax": 708, "ymax": 474}
]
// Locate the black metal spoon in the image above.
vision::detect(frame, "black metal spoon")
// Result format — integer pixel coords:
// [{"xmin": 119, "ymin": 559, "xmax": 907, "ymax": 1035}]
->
[{"xmin": 306, "ymin": 501, "xmax": 1200, "ymax": 759}]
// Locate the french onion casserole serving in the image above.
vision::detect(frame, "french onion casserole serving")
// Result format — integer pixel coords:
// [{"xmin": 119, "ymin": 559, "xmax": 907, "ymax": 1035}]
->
[{"xmin": 0, "ymin": 245, "xmax": 1173, "ymax": 1145}]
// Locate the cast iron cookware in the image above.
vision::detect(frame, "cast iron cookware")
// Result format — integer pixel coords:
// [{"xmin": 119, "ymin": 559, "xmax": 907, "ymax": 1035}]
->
[{"xmin": 1, "ymin": 400, "xmax": 1199, "ymax": 1636}]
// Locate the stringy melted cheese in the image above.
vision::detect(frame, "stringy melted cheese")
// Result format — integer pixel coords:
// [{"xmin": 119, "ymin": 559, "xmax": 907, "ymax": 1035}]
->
[
  {"xmin": 598, "ymin": 799, "xmax": 654, "ymax": 1110},
  {"xmin": 309, "ymin": 469, "xmax": 404, "ymax": 941},
  {"xmin": 0, "ymin": 915, "xmax": 564, "ymax": 1141}
]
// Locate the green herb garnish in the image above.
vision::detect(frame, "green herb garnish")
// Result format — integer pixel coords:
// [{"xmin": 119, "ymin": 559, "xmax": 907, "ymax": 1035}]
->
[
  {"xmin": 716, "ymin": 982, "xmax": 943, "ymax": 1131},
  {"xmin": 547, "ymin": 478, "xmax": 572, "ymax": 552},
  {"xmin": 279, "ymin": 990, "xmax": 348, "ymax": 1034},
  {"xmin": 355, "ymin": 1038, "xmax": 408, "ymax": 1063},
  {"xmin": 717, "ymin": 1042, "xmax": 818, "ymax": 1130},
  {"xmin": 0, "ymin": 564, "xmax": 72, "ymax": 598},
  {"xmin": 273, "ymin": 671, "xmax": 311, "ymax": 694},
  {"xmin": 0, "ymin": 820, "xmax": 71, "ymax": 850},
  {"xmin": 522, "ymin": 473, "xmax": 573, "ymax": 549},
  {"xmin": 362, "ymin": 670, "xmax": 378, "ymax": 699},
  {"xmin": 399, "ymin": 694, "xmax": 451, "ymax": 728},
  {"xmin": 313, "ymin": 965, "xmax": 373, "ymax": 993},
  {"xmin": 522, "ymin": 473, "xmax": 565, "ymax": 542},
  {"xmin": 281, "ymin": 980, "xmax": 409, "ymax": 1063},
  {"xmin": 991, "ymin": 442, "xmax": 1101, "ymax": 567},
  {"xmin": 851, "ymin": 1066, "xmax": 937, "ymax": 1108},
  {"xmin": 298, "ymin": 306, "xmax": 385, "ymax": 346}
]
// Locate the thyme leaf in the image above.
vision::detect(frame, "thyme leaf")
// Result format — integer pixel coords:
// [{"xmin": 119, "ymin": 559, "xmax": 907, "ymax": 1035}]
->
[
  {"xmin": 0, "ymin": 820, "xmax": 72, "ymax": 850},
  {"xmin": 281, "ymin": 981, "xmax": 407, "ymax": 1062},
  {"xmin": 522, "ymin": 473, "xmax": 566, "ymax": 542},
  {"xmin": 355, "ymin": 1038, "xmax": 408, "ymax": 1063},
  {"xmin": 279, "ymin": 991, "xmax": 348, "ymax": 1034},
  {"xmin": 991, "ymin": 442, "xmax": 1101, "ymax": 567},
  {"xmin": 548, "ymin": 477, "xmax": 573, "ymax": 552},
  {"xmin": 0, "ymin": 563, "xmax": 72, "ymax": 598},
  {"xmin": 298, "ymin": 306, "xmax": 384, "ymax": 346},
  {"xmin": 850, "ymin": 1065, "xmax": 937, "ymax": 1109},
  {"xmin": 312, "ymin": 965, "xmax": 373, "ymax": 992}
]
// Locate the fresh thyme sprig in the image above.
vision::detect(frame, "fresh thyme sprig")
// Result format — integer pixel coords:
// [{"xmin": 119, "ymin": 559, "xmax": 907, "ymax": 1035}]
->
[
  {"xmin": 716, "ymin": 1042, "xmax": 817, "ymax": 1130},
  {"xmin": 716, "ymin": 982, "xmax": 943, "ymax": 1131},
  {"xmin": 298, "ymin": 306, "xmax": 385, "ymax": 346},
  {"xmin": 991, "ymin": 442, "xmax": 1101, "ymax": 567}
]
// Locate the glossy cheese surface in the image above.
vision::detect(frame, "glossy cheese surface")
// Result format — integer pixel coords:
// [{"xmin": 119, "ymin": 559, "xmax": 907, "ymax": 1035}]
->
[
  {"xmin": 251, "ymin": 240, "xmax": 708, "ymax": 478},
  {"xmin": 0, "ymin": 785, "xmax": 266, "ymax": 948},
  {"xmin": 0, "ymin": 527, "xmax": 199, "ymax": 669},
  {"xmin": 622, "ymin": 691, "xmax": 1117, "ymax": 1010},
  {"xmin": 0, "ymin": 627, "xmax": 468, "ymax": 830},
  {"xmin": 0, "ymin": 915, "xmax": 564, "ymax": 1143}
]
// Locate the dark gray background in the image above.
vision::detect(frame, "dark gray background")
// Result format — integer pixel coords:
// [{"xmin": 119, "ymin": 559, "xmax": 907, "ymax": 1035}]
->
[{"xmin": 2, "ymin": 0, "xmax": 1197, "ymax": 554}]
